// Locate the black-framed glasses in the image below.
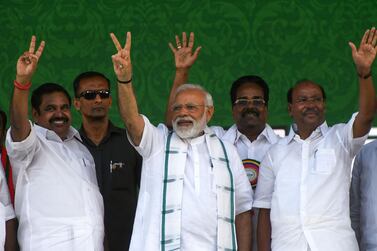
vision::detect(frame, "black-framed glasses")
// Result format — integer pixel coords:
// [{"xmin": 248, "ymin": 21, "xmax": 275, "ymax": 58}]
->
[
  {"xmin": 78, "ymin": 90, "xmax": 110, "ymax": 100},
  {"xmin": 234, "ymin": 98, "xmax": 265, "ymax": 108}
]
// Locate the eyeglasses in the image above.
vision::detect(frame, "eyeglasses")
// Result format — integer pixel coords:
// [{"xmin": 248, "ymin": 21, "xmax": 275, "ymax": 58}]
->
[
  {"xmin": 78, "ymin": 90, "xmax": 110, "ymax": 100},
  {"xmin": 172, "ymin": 103, "xmax": 207, "ymax": 113},
  {"xmin": 234, "ymin": 98, "xmax": 265, "ymax": 108},
  {"xmin": 294, "ymin": 96, "xmax": 323, "ymax": 104}
]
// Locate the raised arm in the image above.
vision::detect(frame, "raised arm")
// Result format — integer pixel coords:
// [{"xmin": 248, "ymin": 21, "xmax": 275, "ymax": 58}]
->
[
  {"xmin": 110, "ymin": 32, "xmax": 144, "ymax": 145},
  {"xmin": 10, "ymin": 36, "xmax": 45, "ymax": 142},
  {"xmin": 165, "ymin": 32, "xmax": 201, "ymax": 127},
  {"xmin": 349, "ymin": 27, "xmax": 377, "ymax": 138}
]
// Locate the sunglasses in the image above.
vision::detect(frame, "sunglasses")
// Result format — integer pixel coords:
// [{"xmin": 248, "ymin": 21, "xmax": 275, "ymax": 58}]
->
[{"xmin": 78, "ymin": 90, "xmax": 110, "ymax": 100}]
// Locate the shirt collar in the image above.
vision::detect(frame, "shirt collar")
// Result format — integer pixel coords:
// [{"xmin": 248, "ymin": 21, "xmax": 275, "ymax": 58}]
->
[
  {"xmin": 34, "ymin": 123, "xmax": 80, "ymax": 142},
  {"xmin": 285, "ymin": 120, "xmax": 329, "ymax": 144},
  {"xmin": 223, "ymin": 124, "xmax": 279, "ymax": 145},
  {"xmin": 79, "ymin": 120, "xmax": 122, "ymax": 145}
]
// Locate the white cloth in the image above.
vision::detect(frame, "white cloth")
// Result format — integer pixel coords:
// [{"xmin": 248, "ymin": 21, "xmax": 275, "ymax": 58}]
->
[
  {"xmin": 254, "ymin": 113, "xmax": 365, "ymax": 251},
  {"xmin": 129, "ymin": 116, "xmax": 253, "ymax": 251},
  {"xmin": 6, "ymin": 122, "xmax": 104, "ymax": 251},
  {"xmin": 211, "ymin": 124, "xmax": 279, "ymax": 251},
  {"xmin": 0, "ymin": 158, "xmax": 16, "ymax": 250}
]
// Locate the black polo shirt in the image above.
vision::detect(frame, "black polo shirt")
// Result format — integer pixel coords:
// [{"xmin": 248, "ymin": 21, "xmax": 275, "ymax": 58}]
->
[{"xmin": 80, "ymin": 121, "xmax": 142, "ymax": 251}]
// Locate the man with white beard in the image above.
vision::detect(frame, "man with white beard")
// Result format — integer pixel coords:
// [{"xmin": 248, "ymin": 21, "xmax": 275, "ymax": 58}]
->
[{"xmin": 110, "ymin": 32, "xmax": 253, "ymax": 251}]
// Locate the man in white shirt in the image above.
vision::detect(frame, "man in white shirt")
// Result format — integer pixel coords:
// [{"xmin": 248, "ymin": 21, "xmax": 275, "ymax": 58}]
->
[
  {"xmin": 6, "ymin": 36, "xmax": 104, "ymax": 250},
  {"xmin": 166, "ymin": 32, "xmax": 279, "ymax": 250},
  {"xmin": 110, "ymin": 32, "xmax": 253, "ymax": 250},
  {"xmin": 254, "ymin": 27, "xmax": 377, "ymax": 251}
]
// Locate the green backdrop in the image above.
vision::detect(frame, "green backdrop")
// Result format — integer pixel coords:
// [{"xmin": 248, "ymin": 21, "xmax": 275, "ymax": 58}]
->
[{"xmin": 1, "ymin": 0, "xmax": 376, "ymax": 130}]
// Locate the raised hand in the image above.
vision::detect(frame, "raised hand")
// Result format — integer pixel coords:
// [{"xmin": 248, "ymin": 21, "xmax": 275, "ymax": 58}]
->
[
  {"xmin": 349, "ymin": 27, "xmax": 377, "ymax": 76},
  {"xmin": 110, "ymin": 32, "xmax": 132, "ymax": 82},
  {"xmin": 169, "ymin": 32, "xmax": 201, "ymax": 70},
  {"xmin": 16, "ymin": 36, "xmax": 45, "ymax": 84}
]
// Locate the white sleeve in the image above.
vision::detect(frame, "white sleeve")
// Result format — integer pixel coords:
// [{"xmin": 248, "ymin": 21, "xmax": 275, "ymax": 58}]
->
[
  {"xmin": 127, "ymin": 115, "xmax": 166, "ymax": 159},
  {"xmin": 342, "ymin": 113, "xmax": 368, "ymax": 157},
  {"xmin": 5, "ymin": 121, "xmax": 40, "ymax": 180},
  {"xmin": 0, "ymin": 162, "xmax": 15, "ymax": 221},
  {"xmin": 253, "ymin": 152, "xmax": 275, "ymax": 209},
  {"xmin": 229, "ymin": 144, "xmax": 253, "ymax": 215}
]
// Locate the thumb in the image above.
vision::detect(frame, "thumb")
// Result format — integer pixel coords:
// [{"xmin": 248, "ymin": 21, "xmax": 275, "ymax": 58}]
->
[{"xmin": 348, "ymin": 42, "xmax": 357, "ymax": 56}]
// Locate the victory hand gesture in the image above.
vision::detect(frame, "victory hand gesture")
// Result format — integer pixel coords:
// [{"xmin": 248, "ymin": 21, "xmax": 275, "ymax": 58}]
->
[
  {"xmin": 16, "ymin": 36, "xmax": 45, "ymax": 84},
  {"xmin": 110, "ymin": 32, "xmax": 132, "ymax": 83},
  {"xmin": 169, "ymin": 32, "xmax": 201, "ymax": 70},
  {"xmin": 349, "ymin": 27, "xmax": 377, "ymax": 76}
]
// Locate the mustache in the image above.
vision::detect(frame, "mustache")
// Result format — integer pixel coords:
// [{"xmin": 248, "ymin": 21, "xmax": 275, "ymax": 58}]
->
[
  {"xmin": 49, "ymin": 116, "xmax": 69, "ymax": 123},
  {"xmin": 174, "ymin": 115, "xmax": 194, "ymax": 123},
  {"xmin": 241, "ymin": 108, "xmax": 260, "ymax": 118},
  {"xmin": 302, "ymin": 108, "xmax": 319, "ymax": 116}
]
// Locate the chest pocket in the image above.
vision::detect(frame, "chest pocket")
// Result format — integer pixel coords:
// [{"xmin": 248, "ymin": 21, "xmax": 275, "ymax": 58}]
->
[{"xmin": 314, "ymin": 149, "xmax": 336, "ymax": 174}]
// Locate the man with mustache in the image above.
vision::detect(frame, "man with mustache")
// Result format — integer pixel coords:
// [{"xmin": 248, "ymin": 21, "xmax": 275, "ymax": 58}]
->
[
  {"xmin": 6, "ymin": 36, "xmax": 104, "ymax": 250},
  {"xmin": 72, "ymin": 71, "xmax": 142, "ymax": 251},
  {"xmin": 111, "ymin": 32, "xmax": 253, "ymax": 250},
  {"xmin": 166, "ymin": 33, "xmax": 280, "ymax": 250},
  {"xmin": 254, "ymin": 27, "xmax": 377, "ymax": 251}
]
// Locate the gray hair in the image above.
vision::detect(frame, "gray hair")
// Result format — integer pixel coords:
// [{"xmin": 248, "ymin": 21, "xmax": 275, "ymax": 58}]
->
[{"xmin": 174, "ymin": 83, "xmax": 214, "ymax": 107}]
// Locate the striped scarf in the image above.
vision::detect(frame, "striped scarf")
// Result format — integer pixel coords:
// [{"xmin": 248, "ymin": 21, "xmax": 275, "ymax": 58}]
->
[{"xmin": 160, "ymin": 132, "xmax": 236, "ymax": 251}]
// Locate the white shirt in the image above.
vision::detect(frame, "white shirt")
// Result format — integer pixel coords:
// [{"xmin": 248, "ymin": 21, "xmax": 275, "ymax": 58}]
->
[
  {"xmin": 6, "ymin": 122, "xmax": 104, "ymax": 251},
  {"xmin": 254, "ymin": 114, "xmax": 365, "ymax": 251},
  {"xmin": 0, "ymin": 158, "xmax": 16, "ymax": 250},
  {"xmin": 129, "ymin": 116, "xmax": 253, "ymax": 251},
  {"xmin": 211, "ymin": 124, "xmax": 279, "ymax": 189}
]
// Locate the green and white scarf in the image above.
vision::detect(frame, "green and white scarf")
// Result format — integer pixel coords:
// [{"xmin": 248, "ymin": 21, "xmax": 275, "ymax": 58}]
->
[{"xmin": 160, "ymin": 131, "xmax": 236, "ymax": 251}]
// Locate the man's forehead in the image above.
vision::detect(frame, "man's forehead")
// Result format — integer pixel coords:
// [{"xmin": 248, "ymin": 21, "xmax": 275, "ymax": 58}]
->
[
  {"xmin": 174, "ymin": 89, "xmax": 205, "ymax": 102},
  {"xmin": 79, "ymin": 76, "xmax": 109, "ymax": 88},
  {"xmin": 41, "ymin": 92, "xmax": 70, "ymax": 105},
  {"xmin": 293, "ymin": 83, "xmax": 322, "ymax": 96}
]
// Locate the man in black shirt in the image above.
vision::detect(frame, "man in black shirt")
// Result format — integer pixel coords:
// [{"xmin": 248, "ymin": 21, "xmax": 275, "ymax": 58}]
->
[{"xmin": 73, "ymin": 71, "xmax": 142, "ymax": 251}]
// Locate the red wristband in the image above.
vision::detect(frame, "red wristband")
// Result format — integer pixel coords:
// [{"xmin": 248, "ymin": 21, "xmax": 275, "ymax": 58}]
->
[{"xmin": 14, "ymin": 80, "xmax": 32, "ymax": 90}]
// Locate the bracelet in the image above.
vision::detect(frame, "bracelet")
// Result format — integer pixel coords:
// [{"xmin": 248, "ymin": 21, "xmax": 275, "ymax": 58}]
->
[
  {"xmin": 358, "ymin": 71, "xmax": 372, "ymax": 79},
  {"xmin": 14, "ymin": 80, "xmax": 32, "ymax": 90},
  {"xmin": 117, "ymin": 77, "xmax": 132, "ymax": 84}
]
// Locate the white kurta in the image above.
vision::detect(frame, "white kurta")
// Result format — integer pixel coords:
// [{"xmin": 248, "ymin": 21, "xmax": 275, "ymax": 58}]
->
[
  {"xmin": 0, "ymin": 159, "xmax": 16, "ymax": 251},
  {"xmin": 6, "ymin": 122, "xmax": 104, "ymax": 251},
  {"xmin": 254, "ymin": 114, "xmax": 365, "ymax": 251},
  {"xmin": 211, "ymin": 124, "xmax": 279, "ymax": 251},
  {"xmin": 129, "ymin": 116, "xmax": 253, "ymax": 251}
]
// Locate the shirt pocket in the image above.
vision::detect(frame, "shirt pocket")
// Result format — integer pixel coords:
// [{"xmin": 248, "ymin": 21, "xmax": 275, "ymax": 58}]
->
[{"xmin": 314, "ymin": 149, "xmax": 336, "ymax": 174}]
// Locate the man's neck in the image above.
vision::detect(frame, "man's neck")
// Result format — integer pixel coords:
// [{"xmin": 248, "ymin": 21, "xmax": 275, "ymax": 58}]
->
[
  {"xmin": 238, "ymin": 124, "xmax": 265, "ymax": 142},
  {"xmin": 82, "ymin": 117, "xmax": 109, "ymax": 146}
]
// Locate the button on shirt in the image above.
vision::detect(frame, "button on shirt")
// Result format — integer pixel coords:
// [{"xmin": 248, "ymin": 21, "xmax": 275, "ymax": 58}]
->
[
  {"xmin": 128, "ymin": 116, "xmax": 253, "ymax": 251},
  {"xmin": 6, "ymin": 122, "xmax": 104, "ymax": 251},
  {"xmin": 350, "ymin": 139, "xmax": 377, "ymax": 251},
  {"xmin": 254, "ymin": 114, "xmax": 365, "ymax": 251}
]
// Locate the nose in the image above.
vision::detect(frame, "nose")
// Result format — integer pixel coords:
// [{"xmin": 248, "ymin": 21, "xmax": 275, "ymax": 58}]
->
[{"xmin": 94, "ymin": 93, "xmax": 103, "ymax": 103}]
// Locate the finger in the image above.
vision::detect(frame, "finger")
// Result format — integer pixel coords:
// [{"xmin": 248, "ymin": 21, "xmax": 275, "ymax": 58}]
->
[
  {"xmin": 175, "ymin": 35, "xmax": 181, "ymax": 48},
  {"xmin": 348, "ymin": 42, "xmax": 357, "ymax": 56},
  {"xmin": 168, "ymin": 42, "xmax": 177, "ymax": 53},
  {"xmin": 35, "ymin": 41, "xmax": 45, "ymax": 59},
  {"xmin": 369, "ymin": 27, "xmax": 377, "ymax": 46},
  {"xmin": 367, "ymin": 27, "xmax": 376, "ymax": 44},
  {"xmin": 192, "ymin": 46, "xmax": 202, "ymax": 59},
  {"xmin": 360, "ymin": 29, "xmax": 369, "ymax": 47},
  {"xmin": 124, "ymin": 32, "xmax": 131, "ymax": 52},
  {"xmin": 182, "ymin": 32, "xmax": 187, "ymax": 47},
  {"xmin": 110, "ymin": 33, "xmax": 122, "ymax": 51},
  {"xmin": 188, "ymin": 32, "xmax": 194, "ymax": 48},
  {"xmin": 29, "ymin": 35, "xmax": 36, "ymax": 53},
  {"xmin": 28, "ymin": 54, "xmax": 39, "ymax": 64}
]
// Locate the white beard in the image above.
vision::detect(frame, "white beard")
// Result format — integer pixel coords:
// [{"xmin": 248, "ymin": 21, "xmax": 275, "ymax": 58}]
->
[{"xmin": 172, "ymin": 113, "xmax": 207, "ymax": 139}]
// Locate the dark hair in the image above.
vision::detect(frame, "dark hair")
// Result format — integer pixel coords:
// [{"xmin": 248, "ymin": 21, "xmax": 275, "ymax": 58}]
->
[
  {"xmin": 230, "ymin": 75, "xmax": 269, "ymax": 106},
  {"xmin": 31, "ymin": 83, "xmax": 71, "ymax": 113},
  {"xmin": 73, "ymin": 71, "xmax": 110, "ymax": 97},
  {"xmin": 287, "ymin": 79, "xmax": 326, "ymax": 103}
]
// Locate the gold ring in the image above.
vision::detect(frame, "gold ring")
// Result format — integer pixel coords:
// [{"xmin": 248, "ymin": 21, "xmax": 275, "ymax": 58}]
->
[{"xmin": 119, "ymin": 64, "xmax": 124, "ymax": 69}]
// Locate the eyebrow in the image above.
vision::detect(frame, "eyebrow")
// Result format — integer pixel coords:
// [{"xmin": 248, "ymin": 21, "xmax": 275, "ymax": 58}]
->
[{"xmin": 236, "ymin": 95, "xmax": 264, "ymax": 99}]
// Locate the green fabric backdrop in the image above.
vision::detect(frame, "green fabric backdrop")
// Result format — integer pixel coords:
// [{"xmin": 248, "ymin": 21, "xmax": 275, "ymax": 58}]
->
[{"xmin": 1, "ymin": 0, "xmax": 376, "ymax": 129}]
